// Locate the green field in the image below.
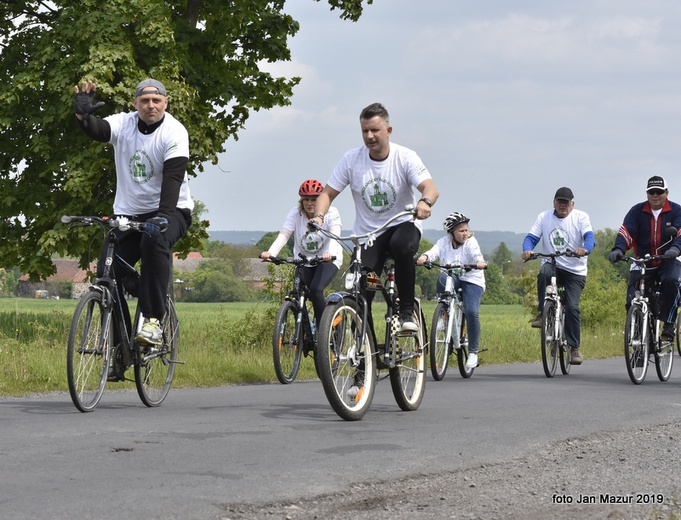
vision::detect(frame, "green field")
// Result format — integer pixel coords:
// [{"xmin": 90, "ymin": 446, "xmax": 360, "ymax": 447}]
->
[{"xmin": 0, "ymin": 297, "xmax": 626, "ymax": 397}]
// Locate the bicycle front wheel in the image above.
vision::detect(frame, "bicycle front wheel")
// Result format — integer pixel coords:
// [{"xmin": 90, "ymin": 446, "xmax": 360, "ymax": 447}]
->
[
  {"xmin": 135, "ymin": 297, "xmax": 179, "ymax": 407},
  {"xmin": 655, "ymin": 321, "xmax": 674, "ymax": 382},
  {"xmin": 389, "ymin": 311, "xmax": 426, "ymax": 411},
  {"xmin": 540, "ymin": 300, "xmax": 558, "ymax": 378},
  {"xmin": 67, "ymin": 290, "xmax": 111, "ymax": 412},
  {"xmin": 317, "ymin": 299, "xmax": 376, "ymax": 421},
  {"xmin": 624, "ymin": 305, "xmax": 648, "ymax": 385},
  {"xmin": 559, "ymin": 342, "xmax": 572, "ymax": 375},
  {"xmin": 272, "ymin": 300, "xmax": 303, "ymax": 384},
  {"xmin": 429, "ymin": 301, "xmax": 450, "ymax": 380},
  {"xmin": 456, "ymin": 311, "xmax": 474, "ymax": 378}
]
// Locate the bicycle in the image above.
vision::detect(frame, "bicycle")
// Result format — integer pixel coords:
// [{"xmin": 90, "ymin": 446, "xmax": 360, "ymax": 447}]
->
[
  {"xmin": 420, "ymin": 261, "xmax": 487, "ymax": 380},
  {"xmin": 267, "ymin": 255, "xmax": 331, "ymax": 384},
  {"xmin": 312, "ymin": 207, "xmax": 427, "ymax": 421},
  {"xmin": 63, "ymin": 215, "xmax": 180, "ymax": 412},
  {"xmin": 618, "ymin": 254, "xmax": 676, "ymax": 384},
  {"xmin": 526, "ymin": 251, "xmax": 582, "ymax": 378}
]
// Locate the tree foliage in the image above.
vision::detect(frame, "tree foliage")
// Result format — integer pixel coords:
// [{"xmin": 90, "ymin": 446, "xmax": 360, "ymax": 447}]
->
[{"xmin": 0, "ymin": 0, "xmax": 373, "ymax": 280}]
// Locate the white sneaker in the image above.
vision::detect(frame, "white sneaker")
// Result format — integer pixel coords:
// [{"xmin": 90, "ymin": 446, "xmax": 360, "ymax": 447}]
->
[{"xmin": 466, "ymin": 352, "xmax": 478, "ymax": 368}]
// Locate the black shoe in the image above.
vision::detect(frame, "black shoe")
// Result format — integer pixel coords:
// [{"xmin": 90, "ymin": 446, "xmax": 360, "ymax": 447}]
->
[
  {"xmin": 107, "ymin": 365, "xmax": 125, "ymax": 382},
  {"xmin": 661, "ymin": 322, "xmax": 675, "ymax": 342}
]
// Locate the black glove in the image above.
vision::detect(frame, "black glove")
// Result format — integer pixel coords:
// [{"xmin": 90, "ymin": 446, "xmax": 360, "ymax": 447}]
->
[
  {"xmin": 608, "ymin": 249, "xmax": 624, "ymax": 263},
  {"xmin": 143, "ymin": 216, "xmax": 169, "ymax": 235},
  {"xmin": 664, "ymin": 247, "xmax": 680, "ymax": 259},
  {"xmin": 74, "ymin": 90, "xmax": 105, "ymax": 117}
]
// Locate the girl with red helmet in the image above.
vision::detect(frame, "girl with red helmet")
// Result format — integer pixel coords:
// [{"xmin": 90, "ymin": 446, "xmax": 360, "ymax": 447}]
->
[{"xmin": 260, "ymin": 179, "xmax": 343, "ymax": 329}]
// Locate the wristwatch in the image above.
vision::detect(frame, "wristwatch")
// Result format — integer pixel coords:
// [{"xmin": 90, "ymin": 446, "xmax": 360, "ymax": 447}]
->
[{"xmin": 419, "ymin": 197, "xmax": 433, "ymax": 208}]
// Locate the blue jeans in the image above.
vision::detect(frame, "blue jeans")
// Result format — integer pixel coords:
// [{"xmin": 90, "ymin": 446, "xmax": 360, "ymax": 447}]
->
[
  {"xmin": 437, "ymin": 272, "xmax": 484, "ymax": 354},
  {"xmin": 537, "ymin": 264, "xmax": 586, "ymax": 349}
]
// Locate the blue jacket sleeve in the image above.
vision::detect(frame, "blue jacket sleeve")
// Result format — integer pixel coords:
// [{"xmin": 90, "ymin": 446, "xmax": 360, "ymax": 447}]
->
[
  {"xmin": 522, "ymin": 234, "xmax": 540, "ymax": 252},
  {"xmin": 583, "ymin": 231, "xmax": 595, "ymax": 253}
]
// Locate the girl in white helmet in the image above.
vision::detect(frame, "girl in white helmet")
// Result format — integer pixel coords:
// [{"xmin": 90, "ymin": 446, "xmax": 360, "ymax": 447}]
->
[{"xmin": 417, "ymin": 212, "xmax": 487, "ymax": 368}]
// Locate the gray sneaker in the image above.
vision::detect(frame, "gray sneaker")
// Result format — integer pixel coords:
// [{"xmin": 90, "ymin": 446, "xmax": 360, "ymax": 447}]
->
[
  {"xmin": 399, "ymin": 312, "xmax": 419, "ymax": 333},
  {"xmin": 136, "ymin": 318, "xmax": 162, "ymax": 345},
  {"xmin": 530, "ymin": 313, "xmax": 542, "ymax": 328},
  {"xmin": 570, "ymin": 347, "xmax": 583, "ymax": 365}
]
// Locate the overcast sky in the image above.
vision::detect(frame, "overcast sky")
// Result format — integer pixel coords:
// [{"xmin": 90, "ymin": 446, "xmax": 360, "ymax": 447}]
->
[{"xmin": 189, "ymin": 0, "xmax": 681, "ymax": 236}]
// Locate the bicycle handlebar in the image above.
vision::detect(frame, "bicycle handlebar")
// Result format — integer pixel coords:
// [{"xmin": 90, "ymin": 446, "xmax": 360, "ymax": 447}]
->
[
  {"xmin": 621, "ymin": 254, "xmax": 671, "ymax": 265},
  {"xmin": 527, "ymin": 250, "xmax": 584, "ymax": 261},
  {"xmin": 310, "ymin": 206, "xmax": 417, "ymax": 249},
  {"xmin": 419, "ymin": 260, "xmax": 487, "ymax": 272},
  {"xmin": 61, "ymin": 215, "xmax": 154, "ymax": 234},
  {"xmin": 263, "ymin": 254, "xmax": 336, "ymax": 266}
]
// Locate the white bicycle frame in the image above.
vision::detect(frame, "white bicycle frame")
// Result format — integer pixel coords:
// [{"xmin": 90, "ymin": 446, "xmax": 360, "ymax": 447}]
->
[{"xmin": 544, "ymin": 273, "xmax": 565, "ymax": 346}]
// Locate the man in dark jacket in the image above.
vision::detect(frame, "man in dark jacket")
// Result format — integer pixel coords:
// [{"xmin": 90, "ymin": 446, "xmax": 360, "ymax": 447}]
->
[{"xmin": 609, "ymin": 176, "xmax": 681, "ymax": 340}]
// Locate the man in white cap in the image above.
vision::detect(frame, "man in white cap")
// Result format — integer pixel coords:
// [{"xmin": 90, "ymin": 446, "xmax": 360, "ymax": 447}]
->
[
  {"xmin": 608, "ymin": 176, "xmax": 681, "ymax": 341},
  {"xmin": 73, "ymin": 78, "xmax": 193, "ymax": 361},
  {"xmin": 521, "ymin": 187, "xmax": 594, "ymax": 365}
]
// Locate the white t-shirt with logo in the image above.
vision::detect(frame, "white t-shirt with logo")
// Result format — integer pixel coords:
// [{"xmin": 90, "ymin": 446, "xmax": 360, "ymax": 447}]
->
[
  {"xmin": 423, "ymin": 235, "xmax": 486, "ymax": 290},
  {"xmin": 105, "ymin": 111, "xmax": 194, "ymax": 215},
  {"xmin": 528, "ymin": 209, "xmax": 593, "ymax": 275},
  {"xmin": 328, "ymin": 143, "xmax": 432, "ymax": 236},
  {"xmin": 274, "ymin": 206, "xmax": 343, "ymax": 269}
]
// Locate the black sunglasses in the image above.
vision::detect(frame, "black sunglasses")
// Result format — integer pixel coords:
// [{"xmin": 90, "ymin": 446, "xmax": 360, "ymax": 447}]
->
[{"xmin": 648, "ymin": 189, "xmax": 666, "ymax": 196}]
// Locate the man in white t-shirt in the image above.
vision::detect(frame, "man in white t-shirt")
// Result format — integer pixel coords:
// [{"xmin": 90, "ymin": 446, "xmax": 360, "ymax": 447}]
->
[
  {"xmin": 521, "ymin": 187, "xmax": 594, "ymax": 365},
  {"xmin": 74, "ymin": 78, "xmax": 193, "ymax": 353},
  {"xmin": 311, "ymin": 102, "xmax": 439, "ymax": 332}
]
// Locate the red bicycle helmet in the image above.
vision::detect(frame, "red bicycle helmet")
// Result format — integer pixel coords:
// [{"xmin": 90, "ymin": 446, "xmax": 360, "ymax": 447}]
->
[{"xmin": 299, "ymin": 179, "xmax": 324, "ymax": 196}]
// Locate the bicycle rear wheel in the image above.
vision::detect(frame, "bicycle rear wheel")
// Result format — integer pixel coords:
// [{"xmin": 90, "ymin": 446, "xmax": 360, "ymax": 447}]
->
[
  {"xmin": 135, "ymin": 296, "xmax": 179, "ymax": 406},
  {"xmin": 456, "ymin": 311, "xmax": 474, "ymax": 378},
  {"xmin": 429, "ymin": 301, "xmax": 450, "ymax": 380},
  {"xmin": 67, "ymin": 290, "xmax": 111, "ymax": 412},
  {"xmin": 390, "ymin": 311, "xmax": 426, "ymax": 411},
  {"xmin": 624, "ymin": 305, "xmax": 648, "ymax": 385},
  {"xmin": 654, "ymin": 321, "xmax": 674, "ymax": 382},
  {"xmin": 317, "ymin": 299, "xmax": 376, "ymax": 421},
  {"xmin": 272, "ymin": 300, "xmax": 303, "ymax": 384},
  {"xmin": 541, "ymin": 300, "xmax": 558, "ymax": 378}
]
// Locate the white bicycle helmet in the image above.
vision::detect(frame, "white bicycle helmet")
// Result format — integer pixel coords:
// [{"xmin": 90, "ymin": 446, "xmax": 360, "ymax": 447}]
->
[{"xmin": 443, "ymin": 212, "xmax": 470, "ymax": 232}]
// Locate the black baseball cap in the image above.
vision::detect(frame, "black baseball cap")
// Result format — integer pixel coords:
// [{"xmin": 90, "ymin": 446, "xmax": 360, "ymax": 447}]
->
[
  {"xmin": 646, "ymin": 176, "xmax": 668, "ymax": 192},
  {"xmin": 554, "ymin": 187, "xmax": 574, "ymax": 201}
]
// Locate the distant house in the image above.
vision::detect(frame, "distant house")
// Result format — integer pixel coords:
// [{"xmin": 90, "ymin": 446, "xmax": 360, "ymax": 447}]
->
[
  {"xmin": 173, "ymin": 251, "xmax": 204, "ymax": 273},
  {"xmin": 18, "ymin": 259, "xmax": 95, "ymax": 299},
  {"xmin": 243, "ymin": 258, "xmax": 282, "ymax": 291}
]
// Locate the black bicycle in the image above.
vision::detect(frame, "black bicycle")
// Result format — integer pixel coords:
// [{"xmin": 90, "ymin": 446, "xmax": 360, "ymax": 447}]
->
[
  {"xmin": 619, "ymin": 255, "xmax": 677, "ymax": 384},
  {"xmin": 64, "ymin": 215, "xmax": 180, "ymax": 412},
  {"xmin": 420, "ymin": 261, "xmax": 487, "ymax": 380},
  {"xmin": 312, "ymin": 207, "xmax": 427, "ymax": 421},
  {"xmin": 267, "ymin": 255, "xmax": 330, "ymax": 384}
]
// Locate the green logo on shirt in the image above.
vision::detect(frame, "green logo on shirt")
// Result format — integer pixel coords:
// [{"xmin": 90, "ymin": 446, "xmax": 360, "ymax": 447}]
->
[
  {"xmin": 361, "ymin": 178, "xmax": 396, "ymax": 214},
  {"xmin": 129, "ymin": 150, "xmax": 155, "ymax": 185}
]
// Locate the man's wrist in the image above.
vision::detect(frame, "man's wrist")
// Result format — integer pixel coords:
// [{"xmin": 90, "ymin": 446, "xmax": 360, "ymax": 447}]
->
[{"xmin": 418, "ymin": 197, "xmax": 433, "ymax": 208}]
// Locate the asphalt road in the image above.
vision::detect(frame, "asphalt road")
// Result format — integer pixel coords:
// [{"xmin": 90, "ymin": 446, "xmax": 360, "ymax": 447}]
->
[{"xmin": 2, "ymin": 357, "xmax": 681, "ymax": 520}]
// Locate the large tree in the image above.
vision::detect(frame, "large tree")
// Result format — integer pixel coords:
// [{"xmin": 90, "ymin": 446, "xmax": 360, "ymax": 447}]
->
[{"xmin": 0, "ymin": 0, "xmax": 372, "ymax": 280}]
